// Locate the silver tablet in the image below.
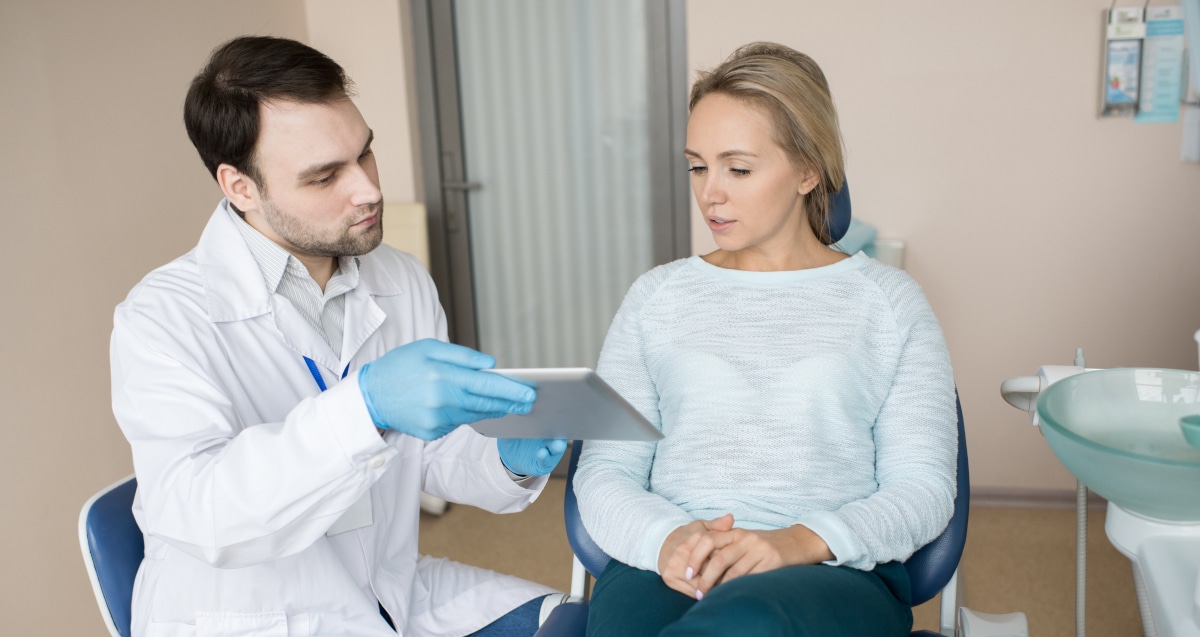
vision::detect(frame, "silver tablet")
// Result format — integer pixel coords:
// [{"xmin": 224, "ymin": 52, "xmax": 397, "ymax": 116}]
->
[{"xmin": 469, "ymin": 368, "xmax": 663, "ymax": 441}]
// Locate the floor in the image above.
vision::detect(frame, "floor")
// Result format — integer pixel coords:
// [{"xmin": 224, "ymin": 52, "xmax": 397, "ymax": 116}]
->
[{"xmin": 418, "ymin": 478, "xmax": 1145, "ymax": 636}]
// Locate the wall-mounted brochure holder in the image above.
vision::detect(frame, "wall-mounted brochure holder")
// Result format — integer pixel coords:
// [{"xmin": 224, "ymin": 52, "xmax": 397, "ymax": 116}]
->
[
  {"xmin": 1100, "ymin": 5, "xmax": 1188, "ymax": 120},
  {"xmin": 1100, "ymin": 6, "xmax": 1146, "ymax": 117},
  {"xmin": 1135, "ymin": 6, "xmax": 1186, "ymax": 123}
]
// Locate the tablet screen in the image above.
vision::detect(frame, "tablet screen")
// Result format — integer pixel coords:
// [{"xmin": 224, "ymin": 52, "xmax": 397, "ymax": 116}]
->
[{"xmin": 469, "ymin": 368, "xmax": 663, "ymax": 441}]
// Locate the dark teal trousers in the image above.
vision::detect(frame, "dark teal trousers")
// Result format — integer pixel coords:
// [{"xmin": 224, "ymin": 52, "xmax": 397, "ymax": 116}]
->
[{"xmin": 586, "ymin": 559, "xmax": 912, "ymax": 637}]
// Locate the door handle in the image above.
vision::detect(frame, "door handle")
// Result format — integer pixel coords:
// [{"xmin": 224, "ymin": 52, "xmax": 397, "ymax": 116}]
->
[{"xmin": 443, "ymin": 181, "xmax": 483, "ymax": 191}]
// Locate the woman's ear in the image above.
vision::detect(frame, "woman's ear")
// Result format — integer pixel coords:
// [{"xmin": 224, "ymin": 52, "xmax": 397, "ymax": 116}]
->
[
  {"xmin": 216, "ymin": 164, "xmax": 261, "ymax": 214},
  {"xmin": 797, "ymin": 166, "xmax": 820, "ymax": 196}
]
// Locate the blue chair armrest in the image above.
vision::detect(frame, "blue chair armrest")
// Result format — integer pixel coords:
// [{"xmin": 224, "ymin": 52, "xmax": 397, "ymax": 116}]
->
[
  {"xmin": 563, "ymin": 442, "xmax": 612, "ymax": 578},
  {"xmin": 903, "ymin": 393, "xmax": 969, "ymax": 606}
]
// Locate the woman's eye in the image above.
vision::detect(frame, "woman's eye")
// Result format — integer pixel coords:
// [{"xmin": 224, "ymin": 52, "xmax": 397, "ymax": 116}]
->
[
  {"xmin": 687, "ymin": 166, "xmax": 707, "ymax": 174},
  {"xmin": 730, "ymin": 168, "xmax": 750, "ymax": 176}
]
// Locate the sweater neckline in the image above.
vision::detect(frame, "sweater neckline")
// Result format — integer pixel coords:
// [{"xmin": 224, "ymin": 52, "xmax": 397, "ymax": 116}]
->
[{"xmin": 687, "ymin": 251, "xmax": 867, "ymax": 284}]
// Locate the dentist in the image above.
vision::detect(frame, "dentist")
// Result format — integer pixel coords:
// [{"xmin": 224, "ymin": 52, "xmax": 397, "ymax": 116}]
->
[{"xmin": 110, "ymin": 36, "xmax": 565, "ymax": 637}]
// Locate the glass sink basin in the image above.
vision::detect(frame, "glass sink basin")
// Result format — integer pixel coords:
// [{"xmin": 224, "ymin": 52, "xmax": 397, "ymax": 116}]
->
[{"xmin": 1037, "ymin": 368, "xmax": 1200, "ymax": 521}]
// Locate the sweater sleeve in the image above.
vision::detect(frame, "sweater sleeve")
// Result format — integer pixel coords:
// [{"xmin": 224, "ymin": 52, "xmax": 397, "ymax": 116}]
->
[
  {"xmin": 573, "ymin": 266, "xmax": 695, "ymax": 573},
  {"xmin": 794, "ymin": 271, "xmax": 958, "ymax": 570}
]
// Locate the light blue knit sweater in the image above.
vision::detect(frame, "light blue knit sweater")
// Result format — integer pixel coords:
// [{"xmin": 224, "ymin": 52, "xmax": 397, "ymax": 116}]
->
[{"xmin": 574, "ymin": 253, "xmax": 957, "ymax": 573}]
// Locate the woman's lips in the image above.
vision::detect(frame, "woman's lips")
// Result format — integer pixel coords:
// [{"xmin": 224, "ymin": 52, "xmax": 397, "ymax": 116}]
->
[{"xmin": 707, "ymin": 217, "xmax": 735, "ymax": 232}]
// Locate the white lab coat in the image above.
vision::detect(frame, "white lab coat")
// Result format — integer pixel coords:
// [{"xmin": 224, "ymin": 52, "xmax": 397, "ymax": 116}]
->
[{"xmin": 110, "ymin": 203, "xmax": 555, "ymax": 637}]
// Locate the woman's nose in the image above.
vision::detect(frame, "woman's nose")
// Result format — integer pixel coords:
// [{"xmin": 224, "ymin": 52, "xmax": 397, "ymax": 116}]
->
[{"xmin": 699, "ymin": 174, "xmax": 725, "ymax": 205}]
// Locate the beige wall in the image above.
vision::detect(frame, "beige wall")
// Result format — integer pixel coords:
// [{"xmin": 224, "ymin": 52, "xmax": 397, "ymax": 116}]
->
[
  {"xmin": 305, "ymin": 0, "xmax": 422, "ymax": 204},
  {"xmin": 687, "ymin": 0, "xmax": 1200, "ymax": 494},
  {"xmin": 6, "ymin": 0, "xmax": 1200, "ymax": 633},
  {"xmin": 0, "ymin": 1, "xmax": 309, "ymax": 634}
]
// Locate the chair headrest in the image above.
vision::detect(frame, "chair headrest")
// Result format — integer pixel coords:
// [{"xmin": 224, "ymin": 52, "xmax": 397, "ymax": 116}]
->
[{"xmin": 826, "ymin": 177, "xmax": 851, "ymax": 244}]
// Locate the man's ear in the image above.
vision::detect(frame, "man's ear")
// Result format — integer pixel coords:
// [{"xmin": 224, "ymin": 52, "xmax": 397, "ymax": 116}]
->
[{"xmin": 216, "ymin": 164, "xmax": 261, "ymax": 214}]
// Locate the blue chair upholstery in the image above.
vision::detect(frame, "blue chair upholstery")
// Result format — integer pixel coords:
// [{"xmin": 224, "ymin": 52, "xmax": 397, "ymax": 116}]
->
[
  {"xmin": 907, "ymin": 396, "xmax": 970, "ymax": 606},
  {"xmin": 908, "ymin": 393, "xmax": 969, "ymax": 636},
  {"xmin": 827, "ymin": 176, "xmax": 852, "ymax": 244},
  {"xmin": 539, "ymin": 394, "xmax": 969, "ymax": 637},
  {"xmin": 78, "ymin": 476, "xmax": 142, "ymax": 637}
]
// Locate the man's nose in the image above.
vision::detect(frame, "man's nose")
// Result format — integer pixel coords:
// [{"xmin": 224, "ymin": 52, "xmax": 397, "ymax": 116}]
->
[{"xmin": 348, "ymin": 163, "xmax": 383, "ymax": 208}]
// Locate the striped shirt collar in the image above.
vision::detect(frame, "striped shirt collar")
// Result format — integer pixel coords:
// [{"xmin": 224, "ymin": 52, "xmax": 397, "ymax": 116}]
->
[{"xmin": 224, "ymin": 201, "xmax": 360, "ymax": 358}]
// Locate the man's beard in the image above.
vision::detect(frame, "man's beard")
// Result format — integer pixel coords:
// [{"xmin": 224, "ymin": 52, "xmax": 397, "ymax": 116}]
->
[{"xmin": 261, "ymin": 197, "xmax": 384, "ymax": 258}]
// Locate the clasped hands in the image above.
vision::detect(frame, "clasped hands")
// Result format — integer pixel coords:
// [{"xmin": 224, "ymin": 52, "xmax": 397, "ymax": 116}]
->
[{"xmin": 657, "ymin": 514, "xmax": 834, "ymax": 600}]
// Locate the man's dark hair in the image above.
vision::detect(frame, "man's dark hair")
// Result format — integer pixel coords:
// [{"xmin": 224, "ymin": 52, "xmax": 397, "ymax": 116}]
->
[{"xmin": 184, "ymin": 36, "xmax": 354, "ymax": 186}]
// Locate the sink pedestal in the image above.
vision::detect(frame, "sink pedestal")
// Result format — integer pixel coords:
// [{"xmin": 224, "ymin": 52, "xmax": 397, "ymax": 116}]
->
[{"xmin": 1105, "ymin": 503, "xmax": 1200, "ymax": 636}]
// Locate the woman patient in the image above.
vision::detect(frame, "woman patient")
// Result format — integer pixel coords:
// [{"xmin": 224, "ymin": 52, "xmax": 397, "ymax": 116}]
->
[{"xmin": 574, "ymin": 42, "xmax": 958, "ymax": 637}]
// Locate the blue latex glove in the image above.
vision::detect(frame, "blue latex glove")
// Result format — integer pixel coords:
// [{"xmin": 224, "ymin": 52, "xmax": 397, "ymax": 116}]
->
[
  {"xmin": 358, "ymin": 339, "xmax": 535, "ymax": 440},
  {"xmin": 498, "ymin": 438, "xmax": 568, "ymax": 477}
]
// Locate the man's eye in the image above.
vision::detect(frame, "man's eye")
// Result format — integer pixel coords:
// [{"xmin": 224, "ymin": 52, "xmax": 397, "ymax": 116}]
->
[{"xmin": 313, "ymin": 173, "xmax": 335, "ymax": 185}]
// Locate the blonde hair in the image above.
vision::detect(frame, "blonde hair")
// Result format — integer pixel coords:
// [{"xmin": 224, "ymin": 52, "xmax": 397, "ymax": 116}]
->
[{"xmin": 689, "ymin": 42, "xmax": 845, "ymax": 244}]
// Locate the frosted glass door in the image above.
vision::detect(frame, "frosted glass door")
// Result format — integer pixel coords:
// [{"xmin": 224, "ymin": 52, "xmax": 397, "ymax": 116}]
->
[{"xmin": 452, "ymin": 0, "xmax": 657, "ymax": 368}]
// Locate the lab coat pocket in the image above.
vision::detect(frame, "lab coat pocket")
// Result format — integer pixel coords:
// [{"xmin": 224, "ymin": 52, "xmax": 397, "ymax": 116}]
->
[{"xmin": 195, "ymin": 611, "xmax": 308, "ymax": 637}]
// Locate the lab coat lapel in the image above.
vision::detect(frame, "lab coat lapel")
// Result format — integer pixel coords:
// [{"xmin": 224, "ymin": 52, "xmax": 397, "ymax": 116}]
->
[
  {"xmin": 195, "ymin": 202, "xmax": 273, "ymax": 323},
  {"xmin": 340, "ymin": 251, "xmax": 407, "ymax": 371},
  {"xmin": 341, "ymin": 284, "xmax": 385, "ymax": 373}
]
